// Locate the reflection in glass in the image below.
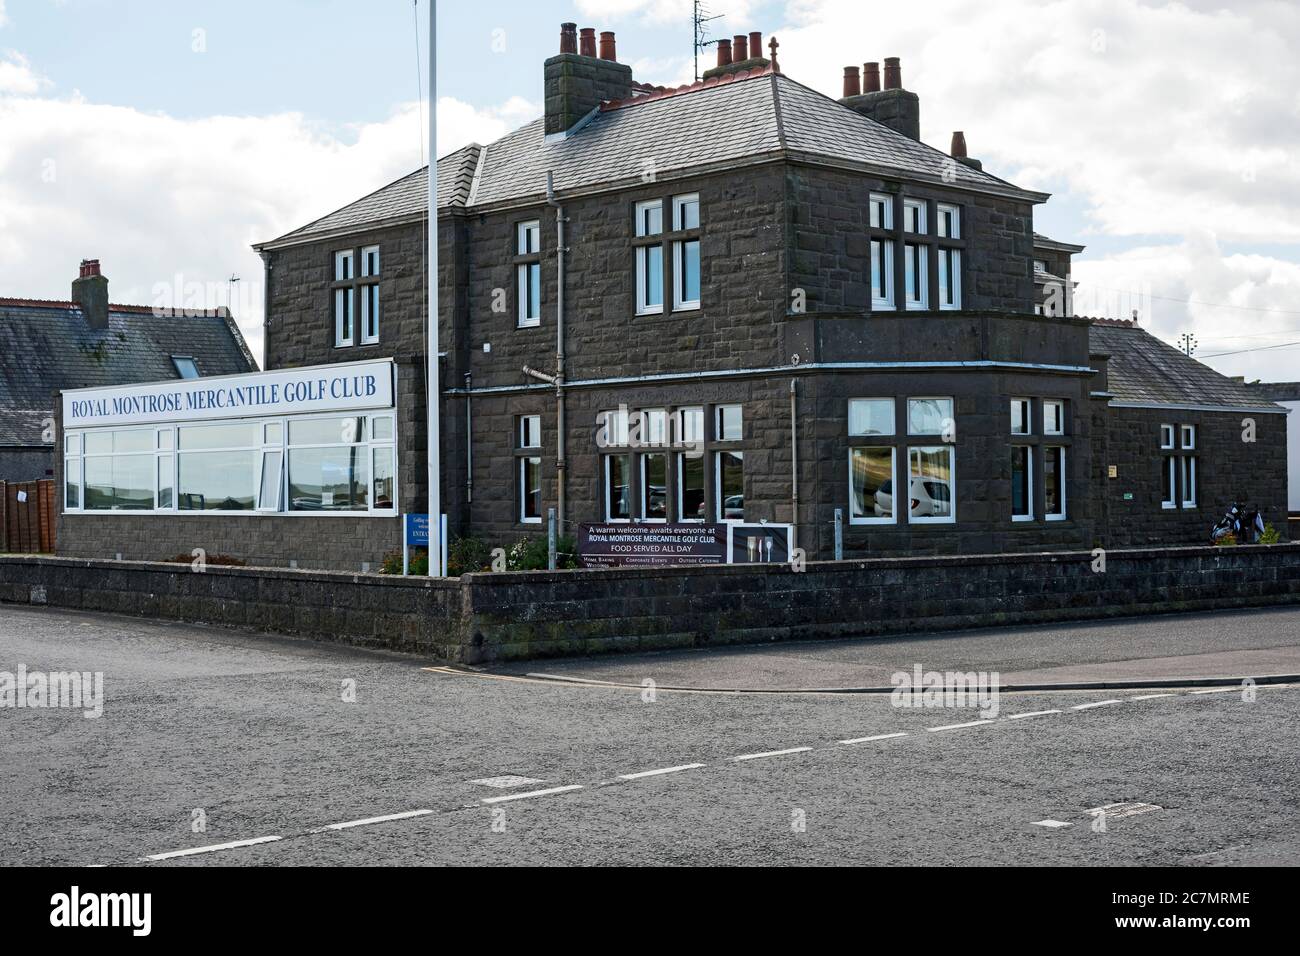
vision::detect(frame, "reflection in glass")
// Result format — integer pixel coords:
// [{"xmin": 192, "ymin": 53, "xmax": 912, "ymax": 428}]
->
[
  {"xmin": 158, "ymin": 455, "xmax": 174, "ymax": 509},
  {"xmin": 288, "ymin": 447, "xmax": 369, "ymax": 511},
  {"xmin": 908, "ymin": 446, "xmax": 953, "ymax": 519},
  {"xmin": 605, "ymin": 455, "xmax": 631, "ymax": 520},
  {"xmin": 717, "ymin": 450, "xmax": 743, "ymax": 521},
  {"xmin": 1045, "ymin": 446, "xmax": 1065, "ymax": 517},
  {"xmin": 850, "ymin": 447, "xmax": 893, "ymax": 520},
  {"xmin": 678, "ymin": 453, "xmax": 704, "ymax": 520},
  {"xmin": 84, "ymin": 454, "xmax": 154, "ymax": 510},
  {"xmin": 65, "ymin": 460, "xmax": 81, "ymax": 509},
  {"xmin": 907, "ymin": 398, "xmax": 953, "ymax": 436},
  {"xmin": 1011, "ymin": 446, "xmax": 1031, "ymax": 518},
  {"xmin": 289, "ymin": 417, "xmax": 367, "ymax": 446},
  {"xmin": 373, "ymin": 447, "xmax": 394, "ymax": 511},
  {"xmin": 259, "ymin": 451, "xmax": 283, "ymax": 511},
  {"xmin": 642, "ymin": 454, "xmax": 666, "ymax": 520},
  {"xmin": 178, "ymin": 450, "xmax": 256, "ymax": 511},
  {"xmin": 179, "ymin": 423, "xmax": 258, "ymax": 450},
  {"xmin": 849, "ymin": 399, "xmax": 895, "ymax": 437}
]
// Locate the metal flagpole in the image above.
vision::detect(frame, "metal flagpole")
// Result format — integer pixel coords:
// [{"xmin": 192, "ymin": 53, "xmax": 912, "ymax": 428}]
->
[{"xmin": 426, "ymin": 0, "xmax": 443, "ymax": 575}]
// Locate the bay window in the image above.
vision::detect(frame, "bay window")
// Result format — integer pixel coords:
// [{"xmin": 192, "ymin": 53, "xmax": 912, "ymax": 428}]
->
[{"xmin": 1011, "ymin": 445, "xmax": 1033, "ymax": 520}]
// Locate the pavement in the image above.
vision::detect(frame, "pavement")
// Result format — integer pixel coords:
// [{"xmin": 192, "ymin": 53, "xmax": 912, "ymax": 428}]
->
[{"xmin": 1, "ymin": 603, "xmax": 1298, "ymax": 866}]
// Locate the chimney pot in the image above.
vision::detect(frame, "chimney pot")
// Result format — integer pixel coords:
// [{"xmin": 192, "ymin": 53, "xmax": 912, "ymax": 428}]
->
[
  {"xmin": 749, "ymin": 32, "xmax": 762, "ymax": 59},
  {"xmin": 884, "ymin": 56, "xmax": 902, "ymax": 90},
  {"xmin": 863, "ymin": 61, "xmax": 881, "ymax": 92},
  {"xmin": 79, "ymin": 258, "xmax": 101, "ymax": 279},
  {"xmin": 733, "ymin": 34, "xmax": 748, "ymax": 61},
  {"xmin": 579, "ymin": 27, "xmax": 596, "ymax": 58},
  {"xmin": 599, "ymin": 31, "xmax": 617, "ymax": 61},
  {"xmin": 951, "ymin": 131, "xmax": 968, "ymax": 158},
  {"xmin": 559, "ymin": 22, "xmax": 577, "ymax": 55},
  {"xmin": 842, "ymin": 66, "xmax": 861, "ymax": 98},
  {"xmin": 716, "ymin": 38, "xmax": 732, "ymax": 68}
]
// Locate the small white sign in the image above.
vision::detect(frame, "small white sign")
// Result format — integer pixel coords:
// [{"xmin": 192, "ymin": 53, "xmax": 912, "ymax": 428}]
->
[{"xmin": 16, "ymin": 491, "xmax": 27, "ymax": 503}]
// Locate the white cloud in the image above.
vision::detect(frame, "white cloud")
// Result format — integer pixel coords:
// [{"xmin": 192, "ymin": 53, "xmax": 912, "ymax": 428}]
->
[
  {"xmin": 0, "ymin": 51, "xmax": 44, "ymax": 93},
  {"xmin": 575, "ymin": 0, "xmax": 760, "ymax": 28},
  {"xmin": 0, "ymin": 64, "xmax": 535, "ymax": 365}
]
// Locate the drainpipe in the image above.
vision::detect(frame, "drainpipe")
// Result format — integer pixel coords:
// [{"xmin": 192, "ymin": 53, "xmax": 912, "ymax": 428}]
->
[
  {"xmin": 790, "ymin": 378, "xmax": 799, "ymax": 555},
  {"xmin": 546, "ymin": 171, "xmax": 568, "ymax": 528},
  {"xmin": 464, "ymin": 371, "xmax": 472, "ymax": 504}
]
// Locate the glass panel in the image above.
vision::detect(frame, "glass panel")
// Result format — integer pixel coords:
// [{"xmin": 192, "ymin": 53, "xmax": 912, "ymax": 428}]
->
[
  {"xmin": 528, "ymin": 263, "xmax": 540, "ymax": 319},
  {"xmin": 264, "ymin": 422, "xmax": 284, "ymax": 445},
  {"xmin": 642, "ymin": 454, "xmax": 667, "ymax": 520},
  {"xmin": 908, "ymin": 446, "xmax": 954, "ymax": 519},
  {"xmin": 908, "ymin": 398, "xmax": 953, "ymax": 435},
  {"xmin": 372, "ymin": 447, "xmax": 394, "ymax": 511},
  {"xmin": 157, "ymin": 428, "xmax": 174, "ymax": 450},
  {"xmin": 1011, "ymin": 446, "xmax": 1031, "ymax": 518},
  {"xmin": 1011, "ymin": 399, "xmax": 1029, "ymax": 435},
  {"xmin": 678, "ymin": 407, "xmax": 704, "ymax": 446},
  {"xmin": 606, "ymin": 456, "xmax": 631, "ymax": 520},
  {"xmin": 849, "ymin": 398, "xmax": 894, "ymax": 436},
  {"xmin": 1044, "ymin": 401, "xmax": 1064, "ymax": 435},
  {"xmin": 84, "ymin": 431, "xmax": 112, "ymax": 454},
  {"xmin": 680, "ymin": 239, "xmax": 700, "ymax": 304},
  {"xmin": 84, "ymin": 454, "xmax": 155, "ymax": 510},
  {"xmin": 288, "ymin": 447, "xmax": 370, "ymax": 511},
  {"xmin": 361, "ymin": 245, "xmax": 379, "ymax": 277},
  {"xmin": 1182, "ymin": 457, "xmax": 1197, "ymax": 505},
  {"xmin": 850, "ymin": 447, "xmax": 893, "ymax": 520},
  {"xmin": 641, "ymin": 246, "xmax": 663, "ymax": 309},
  {"xmin": 636, "ymin": 201, "xmax": 663, "ymax": 237},
  {"xmin": 157, "ymin": 455, "xmax": 174, "ymax": 509},
  {"xmin": 65, "ymin": 433, "xmax": 81, "ymax": 454},
  {"xmin": 65, "ymin": 460, "xmax": 81, "ymax": 509},
  {"xmin": 1045, "ymin": 447, "xmax": 1064, "ymax": 517},
  {"xmin": 641, "ymin": 409, "xmax": 667, "ymax": 447},
  {"xmin": 717, "ymin": 405, "xmax": 742, "ymax": 441},
  {"xmin": 678, "ymin": 453, "xmax": 704, "ymax": 520},
  {"xmin": 90, "ymin": 430, "xmax": 153, "ymax": 453},
  {"xmin": 178, "ymin": 450, "xmax": 256, "ymax": 511},
  {"xmin": 258, "ymin": 450, "xmax": 282, "ymax": 511},
  {"xmin": 599, "ymin": 408, "xmax": 628, "ymax": 447},
  {"xmin": 521, "ymin": 457, "xmax": 542, "ymax": 521},
  {"xmin": 520, "ymin": 415, "xmax": 541, "ymax": 448},
  {"xmin": 675, "ymin": 195, "xmax": 700, "ymax": 230},
  {"xmin": 289, "ymin": 417, "xmax": 367, "ymax": 446},
  {"xmin": 1162, "ymin": 457, "xmax": 1175, "ymax": 504},
  {"xmin": 371, "ymin": 417, "xmax": 393, "ymax": 441},
  {"xmin": 334, "ymin": 250, "xmax": 354, "ymax": 281},
  {"xmin": 179, "ymin": 423, "xmax": 258, "ymax": 450},
  {"xmin": 717, "ymin": 450, "xmax": 744, "ymax": 521}
]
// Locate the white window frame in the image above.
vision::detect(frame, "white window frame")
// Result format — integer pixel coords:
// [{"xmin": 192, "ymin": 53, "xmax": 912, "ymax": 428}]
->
[
  {"xmin": 516, "ymin": 221, "xmax": 541, "ymax": 329},
  {"xmin": 848, "ymin": 446, "xmax": 898, "ymax": 526},
  {"xmin": 714, "ymin": 450, "xmax": 745, "ymax": 524},
  {"xmin": 359, "ymin": 282, "xmax": 379, "ymax": 346},
  {"xmin": 715, "ymin": 404, "xmax": 743, "ymax": 442},
  {"xmin": 1162, "ymin": 456, "xmax": 1177, "ymax": 510},
  {"xmin": 937, "ymin": 247, "xmax": 962, "ymax": 311},
  {"xmin": 333, "ymin": 287, "xmax": 354, "ymax": 347},
  {"xmin": 871, "ymin": 239, "xmax": 895, "ymax": 310},
  {"xmin": 677, "ymin": 451, "xmax": 705, "ymax": 523},
  {"xmin": 903, "ymin": 199, "xmax": 927, "ymax": 235},
  {"xmin": 904, "ymin": 243, "xmax": 928, "ymax": 310},
  {"xmin": 907, "ymin": 397, "xmax": 954, "ymax": 437},
  {"xmin": 937, "ymin": 203, "xmax": 960, "ymax": 239},
  {"xmin": 1011, "ymin": 445, "xmax": 1034, "ymax": 522},
  {"xmin": 1011, "ymin": 398, "xmax": 1031, "ymax": 436},
  {"xmin": 672, "ymin": 237, "xmax": 701, "ymax": 312},
  {"xmin": 599, "ymin": 407, "xmax": 630, "ymax": 448},
  {"xmin": 1043, "ymin": 400, "xmax": 1065, "ymax": 436},
  {"xmin": 676, "ymin": 405, "xmax": 704, "ymax": 450},
  {"xmin": 1180, "ymin": 456, "xmax": 1197, "ymax": 508},
  {"xmin": 1160, "ymin": 424, "xmax": 1175, "ymax": 449},
  {"xmin": 519, "ymin": 456, "xmax": 542, "ymax": 524},
  {"xmin": 1045, "ymin": 445, "xmax": 1067, "ymax": 521},
  {"xmin": 635, "ymin": 200, "xmax": 664, "ymax": 316},
  {"xmin": 869, "ymin": 193, "xmax": 893, "ymax": 230},
  {"xmin": 639, "ymin": 453, "xmax": 668, "ymax": 523},
  {"xmin": 906, "ymin": 445, "xmax": 956, "ymax": 525},
  {"xmin": 1180, "ymin": 424, "xmax": 1196, "ymax": 450},
  {"xmin": 603, "ymin": 454, "xmax": 632, "ymax": 523},
  {"xmin": 848, "ymin": 398, "xmax": 896, "ymax": 437}
]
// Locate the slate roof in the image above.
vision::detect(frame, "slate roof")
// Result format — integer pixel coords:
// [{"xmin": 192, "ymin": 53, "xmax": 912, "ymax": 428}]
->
[
  {"xmin": 1088, "ymin": 321, "xmax": 1282, "ymax": 411},
  {"xmin": 1033, "ymin": 232, "xmax": 1087, "ymax": 253},
  {"xmin": 258, "ymin": 70, "xmax": 1045, "ymax": 250},
  {"xmin": 0, "ymin": 300, "xmax": 258, "ymax": 446}
]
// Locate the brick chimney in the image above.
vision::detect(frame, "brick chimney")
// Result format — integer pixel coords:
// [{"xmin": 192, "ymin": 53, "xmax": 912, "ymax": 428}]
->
[
  {"xmin": 544, "ymin": 23, "xmax": 632, "ymax": 136},
  {"xmin": 951, "ymin": 130, "xmax": 983, "ymax": 171},
  {"xmin": 71, "ymin": 259, "xmax": 109, "ymax": 330},
  {"xmin": 839, "ymin": 55, "xmax": 921, "ymax": 140},
  {"xmin": 702, "ymin": 26, "xmax": 772, "ymax": 80}
]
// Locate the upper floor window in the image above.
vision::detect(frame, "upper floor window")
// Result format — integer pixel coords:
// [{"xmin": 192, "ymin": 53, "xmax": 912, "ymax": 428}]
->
[
  {"xmin": 849, "ymin": 398, "xmax": 895, "ymax": 437},
  {"xmin": 517, "ymin": 220, "xmax": 541, "ymax": 328},
  {"xmin": 672, "ymin": 194, "xmax": 701, "ymax": 311},
  {"xmin": 332, "ymin": 246, "xmax": 379, "ymax": 347},
  {"xmin": 634, "ymin": 200, "xmax": 664, "ymax": 315},
  {"xmin": 903, "ymin": 199, "xmax": 926, "ymax": 234},
  {"xmin": 937, "ymin": 204, "xmax": 960, "ymax": 239},
  {"xmin": 937, "ymin": 248, "xmax": 961, "ymax": 311},
  {"xmin": 904, "ymin": 243, "xmax": 928, "ymax": 310},
  {"xmin": 1043, "ymin": 400, "xmax": 1065, "ymax": 436},
  {"xmin": 1033, "ymin": 259, "xmax": 1049, "ymax": 274},
  {"xmin": 716, "ymin": 404, "xmax": 743, "ymax": 442},
  {"xmin": 171, "ymin": 356, "xmax": 200, "ymax": 379},
  {"xmin": 869, "ymin": 193, "xmax": 893, "ymax": 230},
  {"xmin": 1010, "ymin": 398, "xmax": 1031, "ymax": 435}
]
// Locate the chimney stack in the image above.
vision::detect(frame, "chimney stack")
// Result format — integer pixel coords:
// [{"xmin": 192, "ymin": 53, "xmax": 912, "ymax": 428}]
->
[
  {"xmin": 863, "ymin": 62, "xmax": 881, "ymax": 92},
  {"xmin": 733, "ymin": 34, "xmax": 748, "ymax": 61},
  {"xmin": 71, "ymin": 259, "xmax": 109, "ymax": 331},
  {"xmin": 950, "ymin": 131, "xmax": 967, "ymax": 158},
  {"xmin": 838, "ymin": 55, "xmax": 920, "ymax": 140},
  {"xmin": 598, "ymin": 31, "xmax": 617, "ymax": 61},
  {"xmin": 716, "ymin": 38, "xmax": 732, "ymax": 68},
  {"xmin": 545, "ymin": 22, "xmax": 633, "ymax": 135},
  {"xmin": 842, "ymin": 66, "xmax": 861, "ymax": 98},
  {"xmin": 701, "ymin": 27, "xmax": 774, "ymax": 80}
]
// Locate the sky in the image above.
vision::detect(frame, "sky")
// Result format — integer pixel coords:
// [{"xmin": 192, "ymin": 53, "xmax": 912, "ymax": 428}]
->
[{"xmin": 1, "ymin": 0, "xmax": 1299, "ymax": 381}]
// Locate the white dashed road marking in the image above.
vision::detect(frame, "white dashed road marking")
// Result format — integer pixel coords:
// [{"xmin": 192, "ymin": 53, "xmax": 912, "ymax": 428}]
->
[
  {"xmin": 1129, "ymin": 694, "xmax": 1175, "ymax": 701},
  {"xmin": 143, "ymin": 835, "xmax": 283, "ymax": 861},
  {"xmin": 1031, "ymin": 820, "xmax": 1074, "ymax": 829},
  {"xmin": 617, "ymin": 764, "xmax": 706, "ymax": 780},
  {"xmin": 319, "ymin": 809, "xmax": 432, "ymax": 831},
  {"xmin": 1087, "ymin": 802, "xmax": 1162, "ymax": 820},
  {"xmin": 480, "ymin": 785, "xmax": 583, "ymax": 804},
  {"xmin": 470, "ymin": 775, "xmax": 545, "ymax": 788},
  {"xmin": 927, "ymin": 719, "xmax": 997, "ymax": 731},
  {"xmin": 840, "ymin": 732, "xmax": 908, "ymax": 745},
  {"xmin": 729, "ymin": 747, "xmax": 813, "ymax": 762},
  {"xmin": 1072, "ymin": 699, "xmax": 1122, "ymax": 710},
  {"xmin": 1007, "ymin": 709, "xmax": 1061, "ymax": 720},
  {"xmin": 1191, "ymin": 687, "xmax": 1241, "ymax": 695}
]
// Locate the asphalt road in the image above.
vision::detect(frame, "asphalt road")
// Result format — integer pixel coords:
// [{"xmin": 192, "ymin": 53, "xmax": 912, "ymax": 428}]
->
[{"xmin": 1, "ymin": 604, "xmax": 1297, "ymax": 866}]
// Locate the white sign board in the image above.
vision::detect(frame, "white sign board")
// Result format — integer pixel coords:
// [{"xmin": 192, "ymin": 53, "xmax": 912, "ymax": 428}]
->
[{"xmin": 62, "ymin": 359, "xmax": 395, "ymax": 428}]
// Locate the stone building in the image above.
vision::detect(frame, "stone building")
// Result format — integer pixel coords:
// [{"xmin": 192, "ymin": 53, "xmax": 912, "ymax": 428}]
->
[{"xmin": 53, "ymin": 24, "xmax": 1289, "ymax": 570}]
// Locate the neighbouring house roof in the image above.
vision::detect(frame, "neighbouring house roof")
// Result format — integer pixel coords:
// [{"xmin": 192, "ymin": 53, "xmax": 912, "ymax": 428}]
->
[
  {"xmin": 1088, "ymin": 320, "xmax": 1283, "ymax": 411},
  {"xmin": 1033, "ymin": 232, "xmax": 1086, "ymax": 254},
  {"xmin": 0, "ymin": 299, "xmax": 258, "ymax": 446},
  {"xmin": 256, "ymin": 70, "xmax": 1047, "ymax": 251},
  {"xmin": 1247, "ymin": 381, "xmax": 1300, "ymax": 403}
]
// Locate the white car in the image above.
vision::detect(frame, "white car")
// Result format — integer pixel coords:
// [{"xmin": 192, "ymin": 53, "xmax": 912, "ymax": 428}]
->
[{"xmin": 875, "ymin": 478, "xmax": 950, "ymax": 518}]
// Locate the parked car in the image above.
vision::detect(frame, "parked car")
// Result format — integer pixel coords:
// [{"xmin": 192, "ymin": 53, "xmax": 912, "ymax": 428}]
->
[
  {"xmin": 722, "ymin": 494, "xmax": 744, "ymax": 520},
  {"xmin": 875, "ymin": 478, "xmax": 950, "ymax": 518}
]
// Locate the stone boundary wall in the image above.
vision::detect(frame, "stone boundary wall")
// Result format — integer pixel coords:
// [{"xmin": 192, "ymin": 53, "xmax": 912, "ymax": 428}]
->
[{"xmin": 3, "ymin": 545, "xmax": 1299, "ymax": 663}]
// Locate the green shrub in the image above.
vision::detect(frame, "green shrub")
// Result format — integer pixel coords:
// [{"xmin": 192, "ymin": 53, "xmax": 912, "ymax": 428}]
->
[
  {"xmin": 1214, "ymin": 532, "xmax": 1238, "ymax": 547},
  {"xmin": 506, "ymin": 535, "xmax": 578, "ymax": 571},
  {"xmin": 447, "ymin": 536, "xmax": 493, "ymax": 576},
  {"xmin": 379, "ymin": 547, "xmax": 427, "ymax": 575},
  {"xmin": 1259, "ymin": 523, "xmax": 1281, "ymax": 545}
]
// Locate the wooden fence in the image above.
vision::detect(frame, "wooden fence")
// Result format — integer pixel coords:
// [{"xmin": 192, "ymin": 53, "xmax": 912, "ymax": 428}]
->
[{"xmin": 0, "ymin": 479, "xmax": 56, "ymax": 553}]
